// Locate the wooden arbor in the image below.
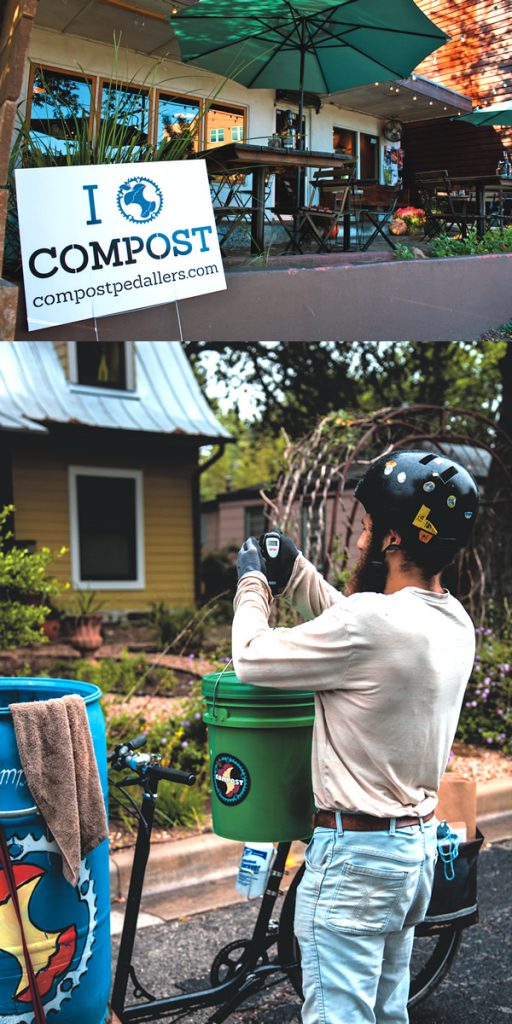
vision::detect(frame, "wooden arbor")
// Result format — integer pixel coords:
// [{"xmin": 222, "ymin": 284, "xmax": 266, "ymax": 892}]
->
[{"xmin": 263, "ymin": 404, "xmax": 512, "ymax": 623}]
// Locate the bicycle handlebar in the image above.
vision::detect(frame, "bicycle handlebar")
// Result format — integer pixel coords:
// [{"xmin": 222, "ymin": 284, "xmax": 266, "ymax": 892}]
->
[
  {"xmin": 109, "ymin": 738, "xmax": 196, "ymax": 787},
  {"xmin": 153, "ymin": 766, "xmax": 196, "ymax": 786},
  {"xmin": 130, "ymin": 733, "xmax": 148, "ymax": 751}
]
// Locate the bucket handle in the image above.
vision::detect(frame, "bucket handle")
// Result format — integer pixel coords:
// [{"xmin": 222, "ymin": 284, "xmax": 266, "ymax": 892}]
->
[
  {"xmin": 211, "ymin": 658, "xmax": 234, "ymax": 720},
  {"xmin": 0, "ymin": 805, "xmax": 38, "ymax": 819}
]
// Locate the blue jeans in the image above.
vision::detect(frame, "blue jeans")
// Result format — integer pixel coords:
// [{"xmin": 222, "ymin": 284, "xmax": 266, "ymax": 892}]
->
[{"xmin": 294, "ymin": 816, "xmax": 438, "ymax": 1024}]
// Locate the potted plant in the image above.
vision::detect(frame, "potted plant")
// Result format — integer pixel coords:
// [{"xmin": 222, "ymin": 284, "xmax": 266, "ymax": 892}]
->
[
  {"xmin": 390, "ymin": 206, "xmax": 426, "ymax": 236},
  {"xmin": 66, "ymin": 590, "xmax": 105, "ymax": 655}
]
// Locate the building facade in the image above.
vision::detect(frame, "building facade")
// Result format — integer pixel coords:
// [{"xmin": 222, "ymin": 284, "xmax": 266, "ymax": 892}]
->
[{"xmin": 0, "ymin": 341, "xmax": 230, "ymax": 612}]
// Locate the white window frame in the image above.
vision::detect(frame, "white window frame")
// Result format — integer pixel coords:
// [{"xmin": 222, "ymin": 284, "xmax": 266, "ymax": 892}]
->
[
  {"xmin": 67, "ymin": 342, "xmax": 136, "ymax": 395},
  {"xmin": 68, "ymin": 466, "xmax": 145, "ymax": 590},
  {"xmin": 231, "ymin": 125, "xmax": 244, "ymax": 141},
  {"xmin": 210, "ymin": 127, "xmax": 225, "ymax": 143}
]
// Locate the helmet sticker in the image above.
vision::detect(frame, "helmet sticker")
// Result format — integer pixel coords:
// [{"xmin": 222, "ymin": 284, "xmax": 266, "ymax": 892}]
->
[
  {"xmin": 418, "ymin": 530, "xmax": 434, "ymax": 544},
  {"xmin": 397, "ymin": 471, "xmax": 406, "ymax": 483},
  {"xmin": 447, "ymin": 495, "xmax": 457, "ymax": 508},
  {"xmin": 412, "ymin": 504, "xmax": 438, "ymax": 536},
  {"xmin": 384, "ymin": 460, "xmax": 397, "ymax": 476},
  {"xmin": 464, "ymin": 511, "xmax": 473, "ymax": 519},
  {"xmin": 423, "ymin": 481, "xmax": 435, "ymax": 492}
]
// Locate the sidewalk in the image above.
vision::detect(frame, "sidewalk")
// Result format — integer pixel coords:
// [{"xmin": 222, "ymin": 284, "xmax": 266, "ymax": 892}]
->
[{"xmin": 110, "ymin": 776, "xmax": 512, "ymax": 935}]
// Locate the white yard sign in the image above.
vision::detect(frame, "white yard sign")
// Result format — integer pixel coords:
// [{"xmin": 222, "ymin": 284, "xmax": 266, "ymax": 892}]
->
[{"xmin": 15, "ymin": 161, "xmax": 226, "ymax": 331}]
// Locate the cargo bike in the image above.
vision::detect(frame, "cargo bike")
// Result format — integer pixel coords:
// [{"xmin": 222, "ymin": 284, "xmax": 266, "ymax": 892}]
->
[{"xmin": 110, "ymin": 734, "xmax": 484, "ymax": 1024}]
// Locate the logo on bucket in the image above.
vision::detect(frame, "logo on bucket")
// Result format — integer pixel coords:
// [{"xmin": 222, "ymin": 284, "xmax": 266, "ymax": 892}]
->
[{"xmin": 212, "ymin": 753, "xmax": 250, "ymax": 806}]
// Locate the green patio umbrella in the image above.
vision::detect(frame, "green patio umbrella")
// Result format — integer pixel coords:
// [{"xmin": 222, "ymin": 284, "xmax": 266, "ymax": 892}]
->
[
  {"xmin": 458, "ymin": 102, "xmax": 512, "ymax": 127},
  {"xmin": 169, "ymin": 0, "xmax": 449, "ymax": 148}
]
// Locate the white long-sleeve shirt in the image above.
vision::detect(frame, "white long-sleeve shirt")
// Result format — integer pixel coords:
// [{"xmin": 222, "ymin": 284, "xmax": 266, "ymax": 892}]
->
[{"xmin": 232, "ymin": 555, "xmax": 475, "ymax": 818}]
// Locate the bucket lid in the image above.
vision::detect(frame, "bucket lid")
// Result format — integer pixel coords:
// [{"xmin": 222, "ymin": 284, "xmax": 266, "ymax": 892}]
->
[
  {"xmin": 202, "ymin": 671, "xmax": 314, "ymax": 705},
  {"xmin": 0, "ymin": 677, "xmax": 103, "ymax": 714}
]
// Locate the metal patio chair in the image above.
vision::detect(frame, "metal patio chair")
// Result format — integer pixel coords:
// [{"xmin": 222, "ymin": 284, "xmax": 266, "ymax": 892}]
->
[
  {"xmin": 350, "ymin": 183, "xmax": 402, "ymax": 250},
  {"xmin": 415, "ymin": 170, "xmax": 476, "ymax": 240}
]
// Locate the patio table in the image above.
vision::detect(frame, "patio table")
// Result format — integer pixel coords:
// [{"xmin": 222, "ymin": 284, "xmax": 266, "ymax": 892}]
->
[
  {"xmin": 195, "ymin": 143, "xmax": 355, "ymax": 253},
  {"xmin": 448, "ymin": 175, "xmax": 512, "ymax": 237}
]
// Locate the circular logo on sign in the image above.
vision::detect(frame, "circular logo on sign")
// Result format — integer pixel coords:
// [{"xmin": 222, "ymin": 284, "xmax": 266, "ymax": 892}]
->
[
  {"xmin": 116, "ymin": 176, "xmax": 163, "ymax": 223},
  {"xmin": 212, "ymin": 753, "xmax": 250, "ymax": 805}
]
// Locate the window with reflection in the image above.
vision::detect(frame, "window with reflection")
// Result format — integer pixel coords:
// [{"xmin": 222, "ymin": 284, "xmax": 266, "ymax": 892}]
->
[
  {"xmin": 100, "ymin": 81, "xmax": 150, "ymax": 156},
  {"xmin": 333, "ymin": 126, "xmax": 357, "ymax": 160},
  {"xmin": 156, "ymin": 92, "xmax": 201, "ymax": 155},
  {"xmin": 206, "ymin": 102, "xmax": 245, "ymax": 149},
  {"xmin": 29, "ymin": 67, "xmax": 92, "ymax": 156},
  {"xmin": 74, "ymin": 342, "xmax": 130, "ymax": 391}
]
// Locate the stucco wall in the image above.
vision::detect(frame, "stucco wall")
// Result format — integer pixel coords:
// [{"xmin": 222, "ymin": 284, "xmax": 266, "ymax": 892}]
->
[
  {"xmin": 16, "ymin": 252, "xmax": 512, "ymax": 342},
  {"xmin": 23, "ymin": 26, "xmax": 384, "ymax": 195}
]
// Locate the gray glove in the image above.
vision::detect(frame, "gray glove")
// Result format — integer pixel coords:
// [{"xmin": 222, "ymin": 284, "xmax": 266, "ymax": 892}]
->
[
  {"xmin": 259, "ymin": 530, "xmax": 299, "ymax": 593},
  {"xmin": 236, "ymin": 536, "xmax": 267, "ymax": 581}
]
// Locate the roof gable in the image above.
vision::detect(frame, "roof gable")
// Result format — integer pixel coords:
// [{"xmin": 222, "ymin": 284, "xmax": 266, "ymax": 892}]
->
[{"xmin": 0, "ymin": 342, "xmax": 230, "ymax": 442}]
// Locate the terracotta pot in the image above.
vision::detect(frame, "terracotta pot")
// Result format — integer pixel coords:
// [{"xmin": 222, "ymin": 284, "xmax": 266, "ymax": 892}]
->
[
  {"xmin": 42, "ymin": 616, "xmax": 61, "ymax": 642},
  {"xmin": 68, "ymin": 614, "xmax": 104, "ymax": 655}
]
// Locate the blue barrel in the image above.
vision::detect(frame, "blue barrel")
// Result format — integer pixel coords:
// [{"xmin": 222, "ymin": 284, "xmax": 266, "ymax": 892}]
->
[{"xmin": 0, "ymin": 678, "xmax": 110, "ymax": 1024}]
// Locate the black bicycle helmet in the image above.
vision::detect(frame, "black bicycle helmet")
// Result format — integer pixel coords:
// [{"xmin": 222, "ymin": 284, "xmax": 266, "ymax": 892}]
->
[{"xmin": 354, "ymin": 450, "xmax": 479, "ymax": 555}]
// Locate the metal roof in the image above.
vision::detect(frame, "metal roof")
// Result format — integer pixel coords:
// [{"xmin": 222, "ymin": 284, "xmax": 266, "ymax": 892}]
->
[{"xmin": 0, "ymin": 342, "xmax": 231, "ymax": 442}]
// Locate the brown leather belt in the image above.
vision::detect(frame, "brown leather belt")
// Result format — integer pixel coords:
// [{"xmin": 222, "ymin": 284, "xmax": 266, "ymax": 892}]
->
[{"xmin": 313, "ymin": 809, "xmax": 435, "ymax": 832}]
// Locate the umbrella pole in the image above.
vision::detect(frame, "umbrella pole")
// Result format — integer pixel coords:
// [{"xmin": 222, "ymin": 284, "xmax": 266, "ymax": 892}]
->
[{"xmin": 292, "ymin": 21, "xmax": 306, "ymax": 253}]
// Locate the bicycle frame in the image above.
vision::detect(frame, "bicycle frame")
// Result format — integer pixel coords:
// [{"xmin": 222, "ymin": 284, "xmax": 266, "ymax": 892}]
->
[{"xmin": 111, "ymin": 763, "xmax": 298, "ymax": 1024}]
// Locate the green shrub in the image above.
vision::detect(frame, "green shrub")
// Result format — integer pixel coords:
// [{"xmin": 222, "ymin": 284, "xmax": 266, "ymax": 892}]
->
[
  {"xmin": 430, "ymin": 225, "xmax": 512, "ymax": 258},
  {"xmin": 394, "ymin": 243, "xmax": 416, "ymax": 261},
  {"xmin": 56, "ymin": 652, "xmax": 149, "ymax": 695},
  {"xmin": 201, "ymin": 545, "xmax": 238, "ymax": 601},
  {"xmin": 457, "ymin": 627, "xmax": 512, "ymax": 754},
  {"xmin": 0, "ymin": 505, "xmax": 67, "ymax": 648},
  {"xmin": 107, "ymin": 682, "xmax": 210, "ymax": 828},
  {"xmin": 149, "ymin": 601, "xmax": 209, "ymax": 651}
]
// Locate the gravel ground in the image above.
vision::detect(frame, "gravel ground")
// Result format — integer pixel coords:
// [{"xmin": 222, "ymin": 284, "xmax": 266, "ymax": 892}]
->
[{"xmin": 111, "ymin": 839, "xmax": 512, "ymax": 1024}]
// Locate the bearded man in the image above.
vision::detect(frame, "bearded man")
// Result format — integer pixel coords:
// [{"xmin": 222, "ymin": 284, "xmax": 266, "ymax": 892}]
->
[{"xmin": 232, "ymin": 450, "xmax": 479, "ymax": 1024}]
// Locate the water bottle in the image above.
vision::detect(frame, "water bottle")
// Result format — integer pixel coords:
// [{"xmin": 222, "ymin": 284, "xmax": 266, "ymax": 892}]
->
[
  {"xmin": 235, "ymin": 843, "xmax": 276, "ymax": 898},
  {"xmin": 436, "ymin": 820, "xmax": 461, "ymax": 881}
]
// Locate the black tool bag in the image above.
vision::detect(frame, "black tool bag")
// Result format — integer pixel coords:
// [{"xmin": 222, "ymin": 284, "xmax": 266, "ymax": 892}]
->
[{"xmin": 415, "ymin": 829, "xmax": 484, "ymax": 935}]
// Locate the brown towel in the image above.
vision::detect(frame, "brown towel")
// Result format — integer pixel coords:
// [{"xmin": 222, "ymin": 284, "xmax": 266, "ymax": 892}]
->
[{"xmin": 10, "ymin": 693, "xmax": 108, "ymax": 887}]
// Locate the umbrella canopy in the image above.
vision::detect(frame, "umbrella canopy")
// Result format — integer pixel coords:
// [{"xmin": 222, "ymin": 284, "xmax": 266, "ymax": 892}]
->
[
  {"xmin": 169, "ymin": 0, "xmax": 449, "ymax": 102},
  {"xmin": 458, "ymin": 102, "xmax": 512, "ymax": 127}
]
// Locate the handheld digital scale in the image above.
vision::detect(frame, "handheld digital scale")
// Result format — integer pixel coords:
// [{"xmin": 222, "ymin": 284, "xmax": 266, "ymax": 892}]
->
[{"xmin": 262, "ymin": 531, "xmax": 281, "ymax": 590}]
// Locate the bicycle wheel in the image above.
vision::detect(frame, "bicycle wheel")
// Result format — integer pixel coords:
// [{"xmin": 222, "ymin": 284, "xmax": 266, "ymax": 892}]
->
[{"xmin": 277, "ymin": 862, "xmax": 462, "ymax": 1008}]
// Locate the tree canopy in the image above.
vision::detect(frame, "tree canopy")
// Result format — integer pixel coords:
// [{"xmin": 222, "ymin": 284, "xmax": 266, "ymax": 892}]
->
[{"xmin": 186, "ymin": 340, "xmax": 509, "ymax": 440}]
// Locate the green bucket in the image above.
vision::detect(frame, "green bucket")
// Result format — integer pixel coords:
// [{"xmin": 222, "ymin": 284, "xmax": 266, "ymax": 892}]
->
[{"xmin": 202, "ymin": 671, "xmax": 315, "ymax": 842}]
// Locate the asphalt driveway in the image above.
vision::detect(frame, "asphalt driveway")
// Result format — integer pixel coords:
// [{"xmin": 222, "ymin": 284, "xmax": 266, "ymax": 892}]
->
[{"xmin": 111, "ymin": 839, "xmax": 511, "ymax": 1024}]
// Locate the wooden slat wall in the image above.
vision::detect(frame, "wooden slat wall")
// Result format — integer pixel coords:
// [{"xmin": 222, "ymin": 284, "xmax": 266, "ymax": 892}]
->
[
  {"xmin": 11, "ymin": 437, "xmax": 197, "ymax": 612},
  {"xmin": 401, "ymin": 1, "xmax": 512, "ymax": 189},
  {"xmin": 416, "ymin": 0, "xmax": 512, "ymax": 155},
  {"xmin": 402, "ymin": 119, "xmax": 503, "ymax": 190}
]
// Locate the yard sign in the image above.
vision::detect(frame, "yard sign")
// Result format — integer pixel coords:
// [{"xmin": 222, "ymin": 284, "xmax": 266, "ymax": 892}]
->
[{"xmin": 15, "ymin": 161, "xmax": 226, "ymax": 331}]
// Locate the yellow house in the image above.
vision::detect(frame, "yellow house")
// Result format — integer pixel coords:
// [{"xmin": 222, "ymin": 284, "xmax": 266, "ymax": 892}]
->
[{"xmin": 0, "ymin": 341, "xmax": 230, "ymax": 613}]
